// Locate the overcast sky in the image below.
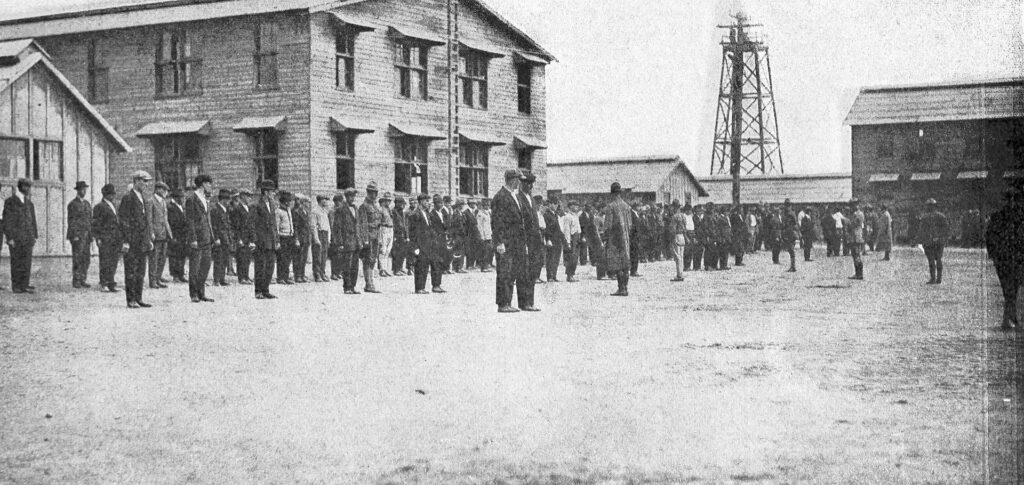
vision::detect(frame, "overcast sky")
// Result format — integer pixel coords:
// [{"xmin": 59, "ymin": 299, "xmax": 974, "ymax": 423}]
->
[{"xmin": 2, "ymin": 0, "xmax": 1022, "ymax": 175}]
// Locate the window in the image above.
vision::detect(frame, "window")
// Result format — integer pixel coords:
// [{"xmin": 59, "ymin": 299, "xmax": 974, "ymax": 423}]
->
[
  {"xmin": 517, "ymin": 148, "xmax": 533, "ymax": 171},
  {"xmin": 335, "ymin": 131, "xmax": 355, "ymax": 190},
  {"xmin": 460, "ymin": 52, "xmax": 488, "ymax": 109},
  {"xmin": 336, "ymin": 32, "xmax": 355, "ymax": 91},
  {"xmin": 877, "ymin": 128, "xmax": 893, "ymax": 158},
  {"xmin": 154, "ymin": 136, "xmax": 203, "ymax": 190},
  {"xmin": 0, "ymin": 138, "xmax": 28, "ymax": 179},
  {"xmin": 458, "ymin": 143, "xmax": 488, "ymax": 196},
  {"xmin": 255, "ymin": 22, "xmax": 279, "ymax": 88},
  {"xmin": 394, "ymin": 42, "xmax": 428, "ymax": 99},
  {"xmin": 32, "ymin": 140, "xmax": 63, "ymax": 182},
  {"xmin": 87, "ymin": 39, "xmax": 109, "ymax": 103},
  {"xmin": 517, "ymin": 63, "xmax": 532, "ymax": 114},
  {"xmin": 394, "ymin": 137, "xmax": 428, "ymax": 194},
  {"xmin": 252, "ymin": 130, "xmax": 279, "ymax": 184},
  {"xmin": 156, "ymin": 30, "xmax": 201, "ymax": 96}
]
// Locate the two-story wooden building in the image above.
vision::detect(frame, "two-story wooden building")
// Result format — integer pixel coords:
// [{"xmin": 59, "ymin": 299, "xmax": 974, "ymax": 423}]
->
[
  {"xmin": 845, "ymin": 78, "xmax": 1024, "ymax": 241},
  {"xmin": 0, "ymin": 0, "xmax": 553, "ymax": 200}
]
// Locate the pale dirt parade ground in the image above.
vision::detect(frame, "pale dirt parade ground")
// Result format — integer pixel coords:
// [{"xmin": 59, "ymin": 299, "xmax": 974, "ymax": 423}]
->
[{"xmin": 1, "ymin": 247, "xmax": 1022, "ymax": 484}]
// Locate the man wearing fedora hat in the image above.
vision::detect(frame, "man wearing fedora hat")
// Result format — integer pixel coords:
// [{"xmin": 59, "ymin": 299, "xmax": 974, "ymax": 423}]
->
[
  {"xmin": 93, "ymin": 183, "xmax": 122, "ymax": 292},
  {"xmin": 377, "ymin": 192, "xmax": 395, "ymax": 278},
  {"xmin": 67, "ymin": 181, "xmax": 93, "ymax": 288},
  {"xmin": 917, "ymin": 198, "xmax": 950, "ymax": 284},
  {"xmin": 147, "ymin": 181, "xmax": 172, "ymax": 289},
  {"xmin": 186, "ymin": 174, "xmax": 216, "ymax": 303},
  {"xmin": 4, "ymin": 178, "xmax": 38, "ymax": 294},
  {"xmin": 602, "ymin": 182, "xmax": 633, "ymax": 296},
  {"xmin": 357, "ymin": 182, "xmax": 383, "ymax": 293},
  {"xmin": 120, "ymin": 170, "xmax": 155, "ymax": 308},
  {"xmin": 211, "ymin": 188, "xmax": 235, "ymax": 286},
  {"xmin": 251, "ymin": 180, "xmax": 280, "ymax": 299}
]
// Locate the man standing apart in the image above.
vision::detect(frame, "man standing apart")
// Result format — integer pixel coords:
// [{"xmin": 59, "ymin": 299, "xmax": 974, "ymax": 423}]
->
[
  {"xmin": 67, "ymin": 181, "xmax": 93, "ymax": 288},
  {"xmin": 120, "ymin": 171, "xmax": 155, "ymax": 308},
  {"xmin": 669, "ymin": 200, "xmax": 687, "ymax": 282},
  {"xmin": 185, "ymin": 174, "xmax": 216, "ymax": 303},
  {"xmin": 311, "ymin": 195, "xmax": 332, "ymax": 282},
  {"xmin": 602, "ymin": 182, "xmax": 633, "ymax": 296},
  {"xmin": 357, "ymin": 183, "xmax": 382, "ymax": 293},
  {"xmin": 918, "ymin": 198, "xmax": 950, "ymax": 284},
  {"xmin": 251, "ymin": 180, "xmax": 279, "ymax": 299},
  {"xmin": 147, "ymin": 182, "xmax": 172, "ymax": 289},
  {"xmin": 492, "ymin": 169, "xmax": 528, "ymax": 312},
  {"xmin": 846, "ymin": 199, "xmax": 866, "ymax": 280},
  {"xmin": 93, "ymin": 184, "xmax": 122, "ymax": 292},
  {"xmin": 3, "ymin": 179, "xmax": 37, "ymax": 294}
]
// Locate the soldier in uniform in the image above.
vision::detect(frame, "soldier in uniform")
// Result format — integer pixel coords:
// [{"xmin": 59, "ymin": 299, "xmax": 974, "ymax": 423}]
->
[
  {"xmin": 251, "ymin": 180, "xmax": 279, "ymax": 299},
  {"xmin": 985, "ymin": 189, "xmax": 1024, "ymax": 329},
  {"xmin": 147, "ymin": 181, "xmax": 172, "ymax": 289},
  {"xmin": 67, "ymin": 181, "xmax": 93, "ymax": 288},
  {"xmin": 603, "ymin": 182, "xmax": 634, "ymax": 296},
  {"xmin": 357, "ymin": 182, "xmax": 382, "ymax": 293},
  {"xmin": 93, "ymin": 183, "xmax": 122, "ymax": 292},
  {"xmin": 231, "ymin": 189, "xmax": 255, "ymax": 284},
  {"xmin": 917, "ymin": 198, "xmax": 950, "ymax": 284},
  {"xmin": 3, "ymin": 179, "xmax": 38, "ymax": 294},
  {"xmin": 391, "ymin": 195, "xmax": 410, "ymax": 276},
  {"xmin": 781, "ymin": 199, "xmax": 799, "ymax": 272},
  {"xmin": 845, "ymin": 199, "xmax": 866, "ymax": 280},
  {"xmin": 185, "ymin": 174, "xmax": 216, "ymax": 303}
]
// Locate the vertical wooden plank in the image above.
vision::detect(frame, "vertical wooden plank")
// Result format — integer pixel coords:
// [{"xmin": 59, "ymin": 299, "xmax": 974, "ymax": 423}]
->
[
  {"xmin": 30, "ymin": 66, "xmax": 48, "ymax": 138},
  {"xmin": 92, "ymin": 129, "xmax": 106, "ymax": 196},
  {"xmin": 47, "ymin": 80, "xmax": 63, "ymax": 141},
  {"xmin": 79, "ymin": 120, "xmax": 94, "ymax": 203},
  {"xmin": 12, "ymin": 74, "xmax": 28, "ymax": 137},
  {"xmin": 63, "ymin": 100, "xmax": 78, "ymax": 188},
  {"xmin": 47, "ymin": 185, "xmax": 61, "ymax": 254},
  {"xmin": 0, "ymin": 85, "xmax": 12, "ymax": 135}
]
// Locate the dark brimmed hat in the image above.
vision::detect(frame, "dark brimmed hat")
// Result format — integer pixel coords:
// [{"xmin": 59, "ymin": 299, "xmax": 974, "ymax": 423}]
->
[
  {"xmin": 344, "ymin": 188, "xmax": 358, "ymax": 196},
  {"xmin": 432, "ymin": 194, "xmax": 443, "ymax": 203},
  {"xmin": 101, "ymin": 183, "xmax": 116, "ymax": 196},
  {"xmin": 610, "ymin": 182, "xmax": 621, "ymax": 193},
  {"xmin": 259, "ymin": 180, "xmax": 277, "ymax": 192},
  {"xmin": 193, "ymin": 174, "xmax": 213, "ymax": 186},
  {"xmin": 278, "ymin": 191, "xmax": 293, "ymax": 203},
  {"xmin": 505, "ymin": 169, "xmax": 523, "ymax": 181},
  {"xmin": 442, "ymin": 195, "xmax": 452, "ymax": 203},
  {"xmin": 74, "ymin": 181, "xmax": 89, "ymax": 190}
]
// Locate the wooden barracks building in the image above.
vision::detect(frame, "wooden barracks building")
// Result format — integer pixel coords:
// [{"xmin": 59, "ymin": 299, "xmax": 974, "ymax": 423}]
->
[
  {"xmin": 845, "ymin": 77, "xmax": 1024, "ymax": 240},
  {"xmin": 0, "ymin": 0, "xmax": 553, "ymax": 201}
]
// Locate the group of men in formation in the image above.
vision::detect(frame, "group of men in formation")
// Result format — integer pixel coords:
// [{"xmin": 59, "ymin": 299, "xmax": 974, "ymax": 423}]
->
[{"xmin": 0, "ymin": 170, "xmax": 1021, "ymax": 327}]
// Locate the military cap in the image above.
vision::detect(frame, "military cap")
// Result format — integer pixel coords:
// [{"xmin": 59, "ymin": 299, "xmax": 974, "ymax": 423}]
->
[
  {"xmin": 131, "ymin": 170, "xmax": 153, "ymax": 181},
  {"xmin": 193, "ymin": 174, "xmax": 213, "ymax": 186},
  {"xmin": 381, "ymin": 191, "xmax": 393, "ymax": 201},
  {"xmin": 611, "ymin": 182, "xmax": 622, "ymax": 193},
  {"xmin": 217, "ymin": 188, "xmax": 232, "ymax": 199},
  {"xmin": 101, "ymin": 183, "xmax": 116, "ymax": 196},
  {"xmin": 74, "ymin": 181, "xmax": 89, "ymax": 190}
]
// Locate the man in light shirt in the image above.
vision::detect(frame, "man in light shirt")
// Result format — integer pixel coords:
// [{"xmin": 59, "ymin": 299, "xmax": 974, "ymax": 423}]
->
[
  {"xmin": 559, "ymin": 200, "xmax": 582, "ymax": 282},
  {"xmin": 476, "ymin": 198, "xmax": 493, "ymax": 272},
  {"xmin": 275, "ymin": 191, "xmax": 296, "ymax": 285},
  {"xmin": 668, "ymin": 200, "xmax": 688, "ymax": 281},
  {"xmin": 311, "ymin": 195, "xmax": 332, "ymax": 282}
]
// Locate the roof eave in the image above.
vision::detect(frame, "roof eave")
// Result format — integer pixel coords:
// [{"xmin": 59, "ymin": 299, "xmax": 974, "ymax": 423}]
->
[{"xmin": 37, "ymin": 55, "xmax": 132, "ymax": 152}]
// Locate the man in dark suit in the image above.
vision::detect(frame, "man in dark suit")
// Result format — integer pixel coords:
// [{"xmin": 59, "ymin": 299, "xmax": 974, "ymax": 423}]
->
[
  {"xmin": 333, "ymin": 188, "xmax": 363, "ymax": 294},
  {"xmin": 147, "ymin": 181, "xmax": 172, "ymax": 289},
  {"xmin": 3, "ymin": 178, "xmax": 38, "ymax": 294},
  {"xmin": 93, "ymin": 183, "xmax": 122, "ymax": 292},
  {"xmin": 292, "ymin": 193, "xmax": 311, "ymax": 283},
  {"xmin": 391, "ymin": 196, "xmax": 410, "ymax": 276},
  {"xmin": 516, "ymin": 171, "xmax": 541, "ymax": 311},
  {"xmin": 250, "ymin": 180, "xmax": 279, "ymax": 299},
  {"xmin": 166, "ymin": 189, "xmax": 188, "ymax": 283},
  {"xmin": 231, "ymin": 189, "xmax": 254, "ymax": 284},
  {"xmin": 186, "ymin": 174, "xmax": 216, "ymax": 303},
  {"xmin": 408, "ymin": 194, "xmax": 442, "ymax": 294},
  {"xmin": 427, "ymin": 194, "xmax": 449, "ymax": 293},
  {"xmin": 449, "ymin": 199, "xmax": 468, "ymax": 273},
  {"xmin": 210, "ymin": 188, "xmax": 235, "ymax": 286},
  {"xmin": 67, "ymin": 181, "xmax": 93, "ymax": 289},
  {"xmin": 542, "ymin": 197, "xmax": 563, "ymax": 282},
  {"xmin": 986, "ymin": 188, "xmax": 1024, "ymax": 330},
  {"xmin": 629, "ymin": 203, "xmax": 642, "ymax": 276},
  {"xmin": 119, "ymin": 171, "xmax": 155, "ymax": 308}
]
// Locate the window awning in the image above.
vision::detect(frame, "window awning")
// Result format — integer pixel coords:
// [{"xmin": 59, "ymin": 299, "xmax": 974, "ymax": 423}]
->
[
  {"xmin": 910, "ymin": 172, "xmax": 942, "ymax": 181},
  {"xmin": 329, "ymin": 116, "xmax": 375, "ymax": 133},
  {"xmin": 387, "ymin": 26, "xmax": 445, "ymax": 46},
  {"xmin": 514, "ymin": 51, "xmax": 550, "ymax": 65},
  {"xmin": 459, "ymin": 40, "xmax": 504, "ymax": 58},
  {"xmin": 956, "ymin": 170, "xmax": 988, "ymax": 180},
  {"xmin": 389, "ymin": 123, "xmax": 446, "ymax": 139},
  {"xmin": 232, "ymin": 116, "xmax": 287, "ymax": 133},
  {"xmin": 867, "ymin": 173, "xmax": 900, "ymax": 182},
  {"xmin": 135, "ymin": 120, "xmax": 212, "ymax": 138},
  {"xmin": 1004, "ymin": 169, "xmax": 1024, "ymax": 179},
  {"xmin": 460, "ymin": 130, "xmax": 506, "ymax": 146},
  {"xmin": 513, "ymin": 135, "xmax": 547, "ymax": 149},
  {"xmin": 328, "ymin": 12, "xmax": 376, "ymax": 32}
]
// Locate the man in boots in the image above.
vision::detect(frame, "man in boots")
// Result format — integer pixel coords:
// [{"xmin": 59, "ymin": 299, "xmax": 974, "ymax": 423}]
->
[{"xmin": 918, "ymin": 198, "xmax": 950, "ymax": 284}]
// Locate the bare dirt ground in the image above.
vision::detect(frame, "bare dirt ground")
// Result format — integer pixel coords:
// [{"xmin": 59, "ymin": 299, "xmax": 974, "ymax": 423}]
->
[{"xmin": 1, "ymin": 247, "xmax": 1022, "ymax": 484}]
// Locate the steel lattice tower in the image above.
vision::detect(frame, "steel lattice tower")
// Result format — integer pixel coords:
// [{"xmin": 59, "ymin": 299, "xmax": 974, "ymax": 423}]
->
[{"xmin": 710, "ymin": 11, "xmax": 783, "ymax": 205}]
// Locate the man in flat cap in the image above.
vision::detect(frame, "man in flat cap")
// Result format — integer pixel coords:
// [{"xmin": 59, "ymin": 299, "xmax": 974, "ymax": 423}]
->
[
  {"xmin": 602, "ymin": 182, "xmax": 633, "ymax": 296},
  {"xmin": 186, "ymin": 174, "xmax": 216, "ymax": 303},
  {"xmin": 251, "ymin": 180, "xmax": 280, "ymax": 299},
  {"xmin": 231, "ymin": 189, "xmax": 255, "ymax": 284},
  {"xmin": 120, "ymin": 170, "xmax": 155, "ymax": 308},
  {"xmin": 67, "ymin": 181, "xmax": 93, "ymax": 288},
  {"xmin": 4, "ymin": 179, "xmax": 37, "ymax": 293},
  {"xmin": 333, "ymin": 188, "xmax": 363, "ymax": 294},
  {"xmin": 377, "ymin": 192, "xmax": 395, "ymax": 278},
  {"xmin": 211, "ymin": 188, "xmax": 235, "ymax": 286},
  {"xmin": 357, "ymin": 182, "xmax": 383, "ymax": 293},
  {"xmin": 93, "ymin": 183, "xmax": 122, "ymax": 292},
  {"xmin": 917, "ymin": 198, "xmax": 950, "ymax": 284},
  {"xmin": 147, "ymin": 181, "xmax": 172, "ymax": 289}
]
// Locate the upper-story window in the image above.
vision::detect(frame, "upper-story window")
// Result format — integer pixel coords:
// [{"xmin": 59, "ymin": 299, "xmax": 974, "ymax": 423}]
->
[
  {"xmin": 394, "ymin": 136, "xmax": 428, "ymax": 194},
  {"xmin": 251, "ymin": 130, "xmax": 279, "ymax": 185},
  {"xmin": 458, "ymin": 142, "xmax": 488, "ymax": 196},
  {"xmin": 394, "ymin": 43, "xmax": 428, "ymax": 100},
  {"xmin": 156, "ymin": 30, "xmax": 202, "ymax": 97},
  {"xmin": 517, "ymin": 63, "xmax": 532, "ymax": 114},
  {"xmin": 154, "ymin": 136, "xmax": 203, "ymax": 190},
  {"xmin": 255, "ymin": 22, "xmax": 279, "ymax": 89},
  {"xmin": 87, "ymin": 39, "xmax": 109, "ymax": 103},
  {"xmin": 336, "ymin": 33, "xmax": 355, "ymax": 91},
  {"xmin": 335, "ymin": 131, "xmax": 355, "ymax": 190},
  {"xmin": 460, "ymin": 52, "xmax": 488, "ymax": 109}
]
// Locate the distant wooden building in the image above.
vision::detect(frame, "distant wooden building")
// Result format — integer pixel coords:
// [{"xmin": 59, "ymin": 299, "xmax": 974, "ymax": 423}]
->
[
  {"xmin": 0, "ymin": 0, "xmax": 554, "ymax": 199},
  {"xmin": 0, "ymin": 39, "xmax": 131, "ymax": 256},
  {"xmin": 697, "ymin": 173, "xmax": 852, "ymax": 211},
  {"xmin": 845, "ymin": 77, "xmax": 1024, "ymax": 241},
  {"xmin": 546, "ymin": 155, "xmax": 707, "ymax": 206}
]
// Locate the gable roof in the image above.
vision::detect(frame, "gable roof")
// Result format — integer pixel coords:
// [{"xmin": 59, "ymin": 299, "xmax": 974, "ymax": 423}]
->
[
  {"xmin": 696, "ymin": 173, "xmax": 851, "ymax": 205},
  {"xmin": 0, "ymin": 39, "xmax": 131, "ymax": 152},
  {"xmin": 548, "ymin": 154, "xmax": 707, "ymax": 196},
  {"xmin": 845, "ymin": 77, "xmax": 1024, "ymax": 126},
  {"xmin": 0, "ymin": 0, "xmax": 555, "ymax": 60}
]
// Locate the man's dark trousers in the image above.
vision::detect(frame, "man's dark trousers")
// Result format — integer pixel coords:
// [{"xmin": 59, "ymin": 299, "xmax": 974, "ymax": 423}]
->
[
  {"xmin": 124, "ymin": 248, "xmax": 149, "ymax": 304},
  {"xmin": 9, "ymin": 241, "xmax": 34, "ymax": 290},
  {"xmin": 71, "ymin": 240, "xmax": 90, "ymax": 285},
  {"xmin": 189, "ymin": 247, "xmax": 212, "ymax": 299},
  {"xmin": 254, "ymin": 248, "xmax": 275, "ymax": 295},
  {"xmin": 98, "ymin": 241, "xmax": 120, "ymax": 288}
]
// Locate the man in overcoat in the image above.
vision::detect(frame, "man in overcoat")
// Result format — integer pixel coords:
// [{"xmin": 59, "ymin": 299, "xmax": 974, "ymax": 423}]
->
[
  {"xmin": 602, "ymin": 182, "xmax": 633, "ymax": 296},
  {"xmin": 409, "ymin": 194, "xmax": 443, "ymax": 294},
  {"xmin": 917, "ymin": 198, "xmax": 950, "ymax": 284},
  {"xmin": 93, "ymin": 183, "xmax": 122, "ymax": 292},
  {"xmin": 986, "ymin": 189, "xmax": 1024, "ymax": 329},
  {"xmin": 3, "ymin": 178, "xmax": 38, "ymax": 293},
  {"xmin": 492, "ymin": 169, "xmax": 532, "ymax": 311},
  {"xmin": 250, "ymin": 180, "xmax": 279, "ymax": 299}
]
